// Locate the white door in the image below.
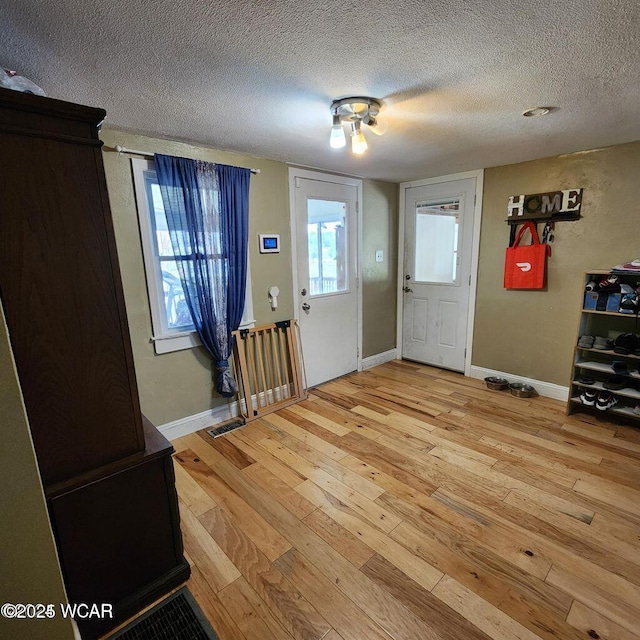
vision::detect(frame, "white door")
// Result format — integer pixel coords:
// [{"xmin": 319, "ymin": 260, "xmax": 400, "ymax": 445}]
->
[
  {"xmin": 293, "ymin": 176, "xmax": 359, "ymax": 388},
  {"xmin": 402, "ymin": 178, "xmax": 476, "ymax": 371}
]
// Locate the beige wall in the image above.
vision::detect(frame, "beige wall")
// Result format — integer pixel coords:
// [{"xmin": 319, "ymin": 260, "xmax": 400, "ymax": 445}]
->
[
  {"xmin": 101, "ymin": 129, "xmax": 398, "ymax": 423},
  {"xmin": 0, "ymin": 304, "xmax": 74, "ymax": 640},
  {"xmin": 362, "ymin": 180, "xmax": 398, "ymax": 358},
  {"xmin": 473, "ymin": 140, "xmax": 640, "ymax": 386}
]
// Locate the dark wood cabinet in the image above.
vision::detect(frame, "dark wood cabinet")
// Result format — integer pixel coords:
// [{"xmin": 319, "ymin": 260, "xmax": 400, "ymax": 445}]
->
[{"xmin": 0, "ymin": 88, "xmax": 189, "ymax": 638}]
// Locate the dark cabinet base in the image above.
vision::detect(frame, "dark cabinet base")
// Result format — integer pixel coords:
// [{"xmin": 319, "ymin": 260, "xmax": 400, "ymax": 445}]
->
[{"xmin": 48, "ymin": 420, "xmax": 190, "ymax": 639}]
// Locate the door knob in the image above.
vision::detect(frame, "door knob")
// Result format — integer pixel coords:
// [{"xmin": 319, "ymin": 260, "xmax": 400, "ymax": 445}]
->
[
  {"xmin": 403, "ymin": 286, "xmax": 413, "ymax": 293},
  {"xmin": 302, "ymin": 302, "xmax": 311, "ymax": 312}
]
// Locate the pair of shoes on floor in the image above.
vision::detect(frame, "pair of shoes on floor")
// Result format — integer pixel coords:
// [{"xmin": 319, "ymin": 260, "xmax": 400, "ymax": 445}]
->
[
  {"xmin": 580, "ymin": 389, "xmax": 618, "ymax": 411},
  {"xmin": 578, "ymin": 335, "xmax": 594, "ymax": 348},
  {"xmin": 593, "ymin": 336, "xmax": 614, "ymax": 350}
]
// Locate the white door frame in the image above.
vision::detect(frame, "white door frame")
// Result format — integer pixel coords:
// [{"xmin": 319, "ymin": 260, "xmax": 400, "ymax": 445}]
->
[
  {"xmin": 288, "ymin": 167, "xmax": 364, "ymax": 374},
  {"xmin": 396, "ymin": 169, "xmax": 484, "ymax": 376}
]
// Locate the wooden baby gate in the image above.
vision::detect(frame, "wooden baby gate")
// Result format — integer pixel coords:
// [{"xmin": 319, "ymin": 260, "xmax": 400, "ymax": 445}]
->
[{"xmin": 232, "ymin": 320, "xmax": 307, "ymax": 421}]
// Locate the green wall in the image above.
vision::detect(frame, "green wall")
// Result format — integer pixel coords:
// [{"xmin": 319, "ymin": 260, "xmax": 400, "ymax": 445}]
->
[
  {"xmin": 362, "ymin": 180, "xmax": 398, "ymax": 358},
  {"xmin": 100, "ymin": 128, "xmax": 398, "ymax": 424},
  {"xmin": 0, "ymin": 303, "xmax": 74, "ymax": 640},
  {"xmin": 473, "ymin": 140, "xmax": 640, "ymax": 385}
]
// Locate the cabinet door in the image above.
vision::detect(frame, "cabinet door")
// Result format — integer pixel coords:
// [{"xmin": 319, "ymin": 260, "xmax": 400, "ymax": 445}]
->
[{"xmin": 0, "ymin": 130, "xmax": 143, "ymax": 484}]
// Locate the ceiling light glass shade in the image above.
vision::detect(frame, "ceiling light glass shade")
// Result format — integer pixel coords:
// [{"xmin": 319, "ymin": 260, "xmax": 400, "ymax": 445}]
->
[
  {"xmin": 330, "ymin": 115, "xmax": 346, "ymax": 149},
  {"xmin": 350, "ymin": 121, "xmax": 367, "ymax": 155}
]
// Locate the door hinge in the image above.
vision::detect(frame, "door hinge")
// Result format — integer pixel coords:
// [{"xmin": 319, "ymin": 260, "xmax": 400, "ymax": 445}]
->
[
  {"xmin": 356, "ymin": 200, "xmax": 359, "ymax": 214},
  {"xmin": 294, "ymin": 177, "xmax": 300, "ymax": 188},
  {"xmin": 474, "ymin": 194, "xmax": 476, "ymax": 206},
  {"xmin": 464, "ymin": 348, "xmax": 467, "ymax": 358},
  {"xmin": 357, "ymin": 347, "xmax": 360, "ymax": 358},
  {"xmin": 469, "ymin": 275, "xmax": 471, "ymax": 285}
]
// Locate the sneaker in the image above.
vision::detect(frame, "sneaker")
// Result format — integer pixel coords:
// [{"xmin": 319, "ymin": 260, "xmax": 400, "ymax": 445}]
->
[
  {"xmin": 596, "ymin": 392, "xmax": 618, "ymax": 411},
  {"xmin": 593, "ymin": 337, "xmax": 614, "ymax": 350},
  {"xmin": 576, "ymin": 375, "xmax": 596, "ymax": 385},
  {"xmin": 580, "ymin": 390, "xmax": 598, "ymax": 406}
]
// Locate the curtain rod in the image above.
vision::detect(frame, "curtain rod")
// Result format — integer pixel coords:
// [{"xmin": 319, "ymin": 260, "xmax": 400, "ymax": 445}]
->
[{"xmin": 112, "ymin": 145, "xmax": 261, "ymax": 174}]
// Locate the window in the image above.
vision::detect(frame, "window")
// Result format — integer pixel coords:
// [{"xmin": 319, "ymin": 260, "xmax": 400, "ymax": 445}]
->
[
  {"xmin": 132, "ymin": 158, "xmax": 254, "ymax": 354},
  {"xmin": 414, "ymin": 199, "xmax": 460, "ymax": 285},
  {"xmin": 306, "ymin": 198, "xmax": 348, "ymax": 296}
]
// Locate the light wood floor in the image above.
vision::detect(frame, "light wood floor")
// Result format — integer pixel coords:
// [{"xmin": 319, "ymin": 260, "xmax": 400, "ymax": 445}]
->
[{"xmin": 172, "ymin": 361, "xmax": 640, "ymax": 640}]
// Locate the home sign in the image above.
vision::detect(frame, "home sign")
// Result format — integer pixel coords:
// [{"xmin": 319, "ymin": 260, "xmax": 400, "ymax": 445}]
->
[{"xmin": 507, "ymin": 188, "xmax": 583, "ymax": 223}]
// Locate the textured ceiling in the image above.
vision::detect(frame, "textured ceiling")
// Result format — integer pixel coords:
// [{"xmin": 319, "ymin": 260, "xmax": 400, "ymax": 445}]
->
[{"xmin": 1, "ymin": 0, "xmax": 639, "ymax": 182}]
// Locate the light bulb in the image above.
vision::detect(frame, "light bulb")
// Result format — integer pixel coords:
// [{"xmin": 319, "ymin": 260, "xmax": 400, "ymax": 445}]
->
[
  {"xmin": 350, "ymin": 120, "xmax": 368, "ymax": 155},
  {"xmin": 330, "ymin": 114, "xmax": 346, "ymax": 149}
]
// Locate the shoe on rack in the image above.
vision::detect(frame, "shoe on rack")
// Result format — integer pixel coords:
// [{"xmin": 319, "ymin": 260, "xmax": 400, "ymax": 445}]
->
[
  {"xmin": 603, "ymin": 376, "xmax": 627, "ymax": 391},
  {"xmin": 596, "ymin": 392, "xmax": 618, "ymax": 411},
  {"xmin": 612, "ymin": 360, "xmax": 629, "ymax": 374},
  {"xmin": 614, "ymin": 333, "xmax": 637, "ymax": 354},
  {"xmin": 580, "ymin": 390, "xmax": 598, "ymax": 406},
  {"xmin": 593, "ymin": 336, "xmax": 614, "ymax": 350},
  {"xmin": 577, "ymin": 335, "xmax": 595, "ymax": 348},
  {"xmin": 633, "ymin": 405, "xmax": 640, "ymax": 416}
]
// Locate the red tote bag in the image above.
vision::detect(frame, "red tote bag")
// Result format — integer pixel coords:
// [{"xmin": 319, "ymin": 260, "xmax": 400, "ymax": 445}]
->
[{"xmin": 504, "ymin": 221, "xmax": 551, "ymax": 289}]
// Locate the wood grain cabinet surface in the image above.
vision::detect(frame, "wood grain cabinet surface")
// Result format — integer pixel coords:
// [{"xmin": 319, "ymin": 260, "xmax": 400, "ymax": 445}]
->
[{"xmin": 0, "ymin": 87, "xmax": 189, "ymax": 638}]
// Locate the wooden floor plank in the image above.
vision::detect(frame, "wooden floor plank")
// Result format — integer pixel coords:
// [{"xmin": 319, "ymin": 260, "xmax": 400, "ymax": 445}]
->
[
  {"xmin": 176, "ymin": 446, "xmax": 293, "ymax": 562},
  {"xmin": 218, "ymin": 577, "xmax": 295, "ymax": 640},
  {"xmin": 242, "ymin": 462, "xmax": 317, "ymax": 520},
  {"xmin": 566, "ymin": 600, "xmax": 639, "ymax": 640},
  {"xmin": 431, "ymin": 575, "xmax": 543, "ymax": 640},
  {"xmin": 360, "ymin": 554, "xmax": 492, "ymax": 640},
  {"xmin": 301, "ymin": 508, "xmax": 375, "ymax": 569},
  {"xmin": 178, "ymin": 499, "xmax": 241, "ymax": 592},
  {"xmin": 199, "ymin": 506, "xmax": 331, "ymax": 640},
  {"xmin": 546, "ymin": 565, "xmax": 640, "ymax": 635},
  {"xmin": 170, "ymin": 361, "xmax": 640, "ymax": 640},
  {"xmin": 274, "ymin": 548, "xmax": 395, "ymax": 640},
  {"xmin": 187, "ymin": 565, "xmax": 248, "ymax": 640}
]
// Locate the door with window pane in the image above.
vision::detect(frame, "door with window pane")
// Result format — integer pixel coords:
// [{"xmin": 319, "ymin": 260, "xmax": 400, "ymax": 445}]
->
[
  {"xmin": 402, "ymin": 178, "xmax": 475, "ymax": 371},
  {"xmin": 294, "ymin": 176, "xmax": 359, "ymax": 388}
]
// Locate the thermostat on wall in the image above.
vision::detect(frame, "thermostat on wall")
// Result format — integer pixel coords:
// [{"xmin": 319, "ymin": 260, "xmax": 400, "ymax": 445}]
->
[{"xmin": 259, "ymin": 234, "xmax": 280, "ymax": 253}]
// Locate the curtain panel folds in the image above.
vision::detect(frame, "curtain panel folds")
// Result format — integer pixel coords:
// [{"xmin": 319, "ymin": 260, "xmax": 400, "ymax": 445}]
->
[{"xmin": 155, "ymin": 153, "xmax": 251, "ymax": 397}]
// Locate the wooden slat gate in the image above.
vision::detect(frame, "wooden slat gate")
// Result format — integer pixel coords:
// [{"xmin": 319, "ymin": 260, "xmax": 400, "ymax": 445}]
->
[{"xmin": 232, "ymin": 320, "xmax": 307, "ymax": 421}]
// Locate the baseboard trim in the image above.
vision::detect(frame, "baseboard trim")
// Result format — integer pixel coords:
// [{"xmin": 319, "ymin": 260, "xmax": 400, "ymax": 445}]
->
[
  {"xmin": 158, "ymin": 403, "xmax": 237, "ymax": 441},
  {"xmin": 362, "ymin": 348, "xmax": 398, "ymax": 371},
  {"xmin": 158, "ymin": 383, "xmax": 295, "ymax": 441},
  {"xmin": 468, "ymin": 365, "xmax": 569, "ymax": 401}
]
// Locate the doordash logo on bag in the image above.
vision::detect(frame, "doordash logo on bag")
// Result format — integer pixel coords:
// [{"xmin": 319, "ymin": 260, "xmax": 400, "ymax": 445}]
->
[{"xmin": 516, "ymin": 262, "xmax": 532, "ymax": 272}]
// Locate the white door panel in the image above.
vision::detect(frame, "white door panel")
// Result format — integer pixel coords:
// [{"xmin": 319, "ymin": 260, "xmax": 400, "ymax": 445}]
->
[
  {"xmin": 402, "ymin": 178, "xmax": 475, "ymax": 371},
  {"xmin": 294, "ymin": 177, "xmax": 359, "ymax": 388}
]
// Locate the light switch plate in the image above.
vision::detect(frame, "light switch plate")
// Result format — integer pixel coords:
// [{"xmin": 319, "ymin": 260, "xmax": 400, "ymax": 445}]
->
[{"xmin": 375, "ymin": 250, "xmax": 384, "ymax": 262}]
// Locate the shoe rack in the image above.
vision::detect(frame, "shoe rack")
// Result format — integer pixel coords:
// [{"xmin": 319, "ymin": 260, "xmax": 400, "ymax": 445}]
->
[{"xmin": 568, "ymin": 270, "xmax": 640, "ymax": 421}]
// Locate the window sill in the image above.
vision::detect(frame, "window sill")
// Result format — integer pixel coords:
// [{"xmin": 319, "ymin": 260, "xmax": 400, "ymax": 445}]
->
[
  {"xmin": 151, "ymin": 318, "xmax": 256, "ymax": 355},
  {"xmin": 152, "ymin": 331, "xmax": 201, "ymax": 354}
]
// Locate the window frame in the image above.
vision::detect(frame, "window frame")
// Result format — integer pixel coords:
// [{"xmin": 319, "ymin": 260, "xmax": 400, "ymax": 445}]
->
[{"xmin": 131, "ymin": 157, "xmax": 254, "ymax": 354}]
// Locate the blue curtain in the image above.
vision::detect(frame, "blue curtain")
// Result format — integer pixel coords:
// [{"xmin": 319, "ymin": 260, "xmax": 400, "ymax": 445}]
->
[{"xmin": 155, "ymin": 154, "xmax": 251, "ymax": 397}]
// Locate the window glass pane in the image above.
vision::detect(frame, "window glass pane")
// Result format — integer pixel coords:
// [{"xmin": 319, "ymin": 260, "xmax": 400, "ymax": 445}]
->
[
  {"xmin": 414, "ymin": 200, "xmax": 460, "ymax": 284},
  {"xmin": 148, "ymin": 181, "xmax": 176, "ymax": 257},
  {"xmin": 160, "ymin": 259, "xmax": 194, "ymax": 330},
  {"xmin": 307, "ymin": 199, "xmax": 347, "ymax": 296}
]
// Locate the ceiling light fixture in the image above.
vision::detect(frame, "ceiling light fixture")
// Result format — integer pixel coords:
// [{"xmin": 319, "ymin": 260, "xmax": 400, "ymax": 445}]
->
[
  {"xmin": 522, "ymin": 107, "xmax": 551, "ymax": 117},
  {"xmin": 329, "ymin": 96, "xmax": 382, "ymax": 155}
]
